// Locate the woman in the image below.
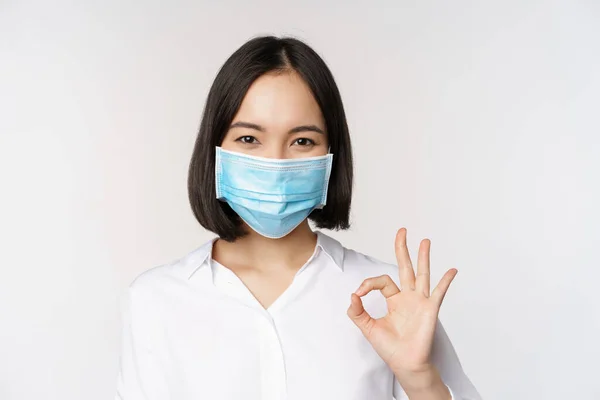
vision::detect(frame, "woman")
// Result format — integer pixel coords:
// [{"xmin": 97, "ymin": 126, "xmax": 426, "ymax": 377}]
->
[{"xmin": 115, "ymin": 36, "xmax": 481, "ymax": 400}]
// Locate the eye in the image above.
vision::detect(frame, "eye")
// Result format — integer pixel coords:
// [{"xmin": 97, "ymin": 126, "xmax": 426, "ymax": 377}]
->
[
  {"xmin": 236, "ymin": 135, "xmax": 259, "ymax": 144},
  {"xmin": 293, "ymin": 138, "xmax": 315, "ymax": 147}
]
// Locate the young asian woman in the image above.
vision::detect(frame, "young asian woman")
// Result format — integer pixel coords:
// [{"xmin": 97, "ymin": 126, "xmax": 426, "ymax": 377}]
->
[{"xmin": 115, "ymin": 36, "xmax": 481, "ymax": 400}]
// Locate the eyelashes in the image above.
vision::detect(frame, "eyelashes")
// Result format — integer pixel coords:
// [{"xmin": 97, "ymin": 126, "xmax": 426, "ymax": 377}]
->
[
  {"xmin": 234, "ymin": 136, "xmax": 316, "ymax": 147},
  {"xmin": 293, "ymin": 138, "xmax": 315, "ymax": 146},
  {"xmin": 236, "ymin": 135, "xmax": 259, "ymax": 144}
]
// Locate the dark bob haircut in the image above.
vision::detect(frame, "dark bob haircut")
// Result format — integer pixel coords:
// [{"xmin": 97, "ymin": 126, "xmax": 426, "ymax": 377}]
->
[{"xmin": 188, "ymin": 36, "xmax": 353, "ymax": 241}]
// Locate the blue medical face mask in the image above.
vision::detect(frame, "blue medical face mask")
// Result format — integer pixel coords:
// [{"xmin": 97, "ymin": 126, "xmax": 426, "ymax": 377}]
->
[{"xmin": 215, "ymin": 147, "xmax": 334, "ymax": 239}]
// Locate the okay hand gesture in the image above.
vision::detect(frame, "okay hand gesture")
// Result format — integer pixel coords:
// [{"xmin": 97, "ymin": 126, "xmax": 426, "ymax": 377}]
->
[{"xmin": 347, "ymin": 228, "xmax": 457, "ymax": 391}]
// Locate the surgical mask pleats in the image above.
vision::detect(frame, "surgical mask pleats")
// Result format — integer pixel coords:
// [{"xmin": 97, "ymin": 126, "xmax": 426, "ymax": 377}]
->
[{"xmin": 215, "ymin": 147, "xmax": 333, "ymax": 238}]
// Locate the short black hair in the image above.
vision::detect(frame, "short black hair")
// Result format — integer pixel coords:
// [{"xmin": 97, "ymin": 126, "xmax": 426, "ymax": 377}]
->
[{"xmin": 188, "ymin": 35, "xmax": 353, "ymax": 241}]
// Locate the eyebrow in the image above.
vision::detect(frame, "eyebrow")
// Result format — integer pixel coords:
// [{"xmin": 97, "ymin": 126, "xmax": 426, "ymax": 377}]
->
[{"xmin": 229, "ymin": 121, "xmax": 324, "ymax": 135}]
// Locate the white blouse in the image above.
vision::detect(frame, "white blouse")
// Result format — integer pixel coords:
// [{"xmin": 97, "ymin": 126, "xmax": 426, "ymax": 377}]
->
[{"xmin": 115, "ymin": 231, "xmax": 481, "ymax": 400}]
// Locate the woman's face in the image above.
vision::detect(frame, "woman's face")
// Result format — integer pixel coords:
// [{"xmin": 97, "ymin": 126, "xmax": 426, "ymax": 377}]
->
[{"xmin": 220, "ymin": 71, "xmax": 328, "ymax": 159}]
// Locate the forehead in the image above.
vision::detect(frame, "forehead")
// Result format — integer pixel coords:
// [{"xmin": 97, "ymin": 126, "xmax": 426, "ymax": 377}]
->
[{"xmin": 233, "ymin": 71, "xmax": 325, "ymax": 130}]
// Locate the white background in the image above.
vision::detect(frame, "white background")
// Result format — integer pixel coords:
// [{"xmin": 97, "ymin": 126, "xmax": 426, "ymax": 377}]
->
[{"xmin": 1, "ymin": 1, "xmax": 599, "ymax": 399}]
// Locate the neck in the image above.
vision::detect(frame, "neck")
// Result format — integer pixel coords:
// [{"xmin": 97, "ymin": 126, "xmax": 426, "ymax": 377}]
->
[{"xmin": 213, "ymin": 221, "xmax": 318, "ymax": 272}]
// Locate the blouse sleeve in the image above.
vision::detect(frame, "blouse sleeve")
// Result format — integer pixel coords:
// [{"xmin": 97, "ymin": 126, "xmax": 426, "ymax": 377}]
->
[
  {"xmin": 393, "ymin": 319, "xmax": 481, "ymax": 400},
  {"xmin": 115, "ymin": 286, "xmax": 169, "ymax": 400}
]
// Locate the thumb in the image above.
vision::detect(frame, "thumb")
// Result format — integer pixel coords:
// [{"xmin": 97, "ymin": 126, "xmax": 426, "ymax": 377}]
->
[{"xmin": 347, "ymin": 293, "xmax": 374, "ymax": 337}]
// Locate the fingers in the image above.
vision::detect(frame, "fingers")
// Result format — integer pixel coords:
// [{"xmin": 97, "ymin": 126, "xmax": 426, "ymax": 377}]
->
[
  {"xmin": 431, "ymin": 268, "xmax": 458, "ymax": 307},
  {"xmin": 395, "ymin": 228, "xmax": 416, "ymax": 290},
  {"xmin": 347, "ymin": 293, "xmax": 375, "ymax": 337},
  {"xmin": 416, "ymin": 239, "xmax": 431, "ymax": 296},
  {"xmin": 355, "ymin": 275, "xmax": 401, "ymax": 298}
]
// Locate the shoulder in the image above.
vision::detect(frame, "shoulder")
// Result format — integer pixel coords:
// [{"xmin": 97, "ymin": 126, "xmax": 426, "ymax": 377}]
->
[
  {"xmin": 341, "ymin": 245, "xmax": 400, "ymax": 284},
  {"xmin": 128, "ymin": 260, "xmax": 180, "ymax": 293},
  {"xmin": 318, "ymin": 231, "xmax": 399, "ymax": 281},
  {"xmin": 336, "ymin": 243, "xmax": 401, "ymax": 317},
  {"xmin": 125, "ymin": 240, "xmax": 213, "ymax": 299}
]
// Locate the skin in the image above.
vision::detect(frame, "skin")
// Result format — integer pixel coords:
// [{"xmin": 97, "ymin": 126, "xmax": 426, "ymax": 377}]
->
[{"xmin": 212, "ymin": 70, "xmax": 454, "ymax": 400}]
